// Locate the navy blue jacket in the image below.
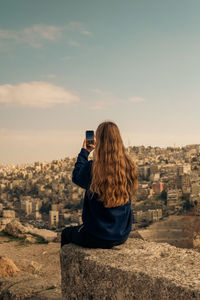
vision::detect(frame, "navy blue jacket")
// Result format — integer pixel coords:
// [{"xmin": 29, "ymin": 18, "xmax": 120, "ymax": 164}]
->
[{"xmin": 72, "ymin": 148, "xmax": 133, "ymax": 241}]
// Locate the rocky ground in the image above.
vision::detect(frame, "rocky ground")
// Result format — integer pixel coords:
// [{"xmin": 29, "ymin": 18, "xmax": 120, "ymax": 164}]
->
[
  {"xmin": 138, "ymin": 215, "xmax": 200, "ymax": 250},
  {"xmin": 1, "ymin": 216, "xmax": 199, "ymax": 299},
  {"xmin": 0, "ymin": 231, "xmax": 62, "ymax": 299}
]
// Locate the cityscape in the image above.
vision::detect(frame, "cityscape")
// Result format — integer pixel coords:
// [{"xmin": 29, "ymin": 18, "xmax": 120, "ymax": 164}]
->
[{"xmin": 1, "ymin": 143, "xmax": 200, "ymax": 232}]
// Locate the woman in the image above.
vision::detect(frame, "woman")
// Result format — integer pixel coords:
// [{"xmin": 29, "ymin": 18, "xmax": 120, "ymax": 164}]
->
[{"xmin": 61, "ymin": 121, "xmax": 138, "ymax": 249}]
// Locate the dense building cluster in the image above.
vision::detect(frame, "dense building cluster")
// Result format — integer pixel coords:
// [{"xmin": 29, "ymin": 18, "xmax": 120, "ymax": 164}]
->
[
  {"xmin": 128, "ymin": 144, "xmax": 200, "ymax": 225},
  {"xmin": 0, "ymin": 144, "xmax": 200, "ymax": 230},
  {"xmin": 0, "ymin": 157, "xmax": 83, "ymax": 229}
]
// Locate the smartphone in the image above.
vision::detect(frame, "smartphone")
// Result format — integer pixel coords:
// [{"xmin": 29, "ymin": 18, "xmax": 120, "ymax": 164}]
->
[{"xmin": 86, "ymin": 130, "xmax": 94, "ymax": 148}]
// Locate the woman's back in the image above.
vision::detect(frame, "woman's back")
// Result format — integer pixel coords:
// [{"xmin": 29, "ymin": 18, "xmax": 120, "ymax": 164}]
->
[
  {"xmin": 72, "ymin": 147, "xmax": 133, "ymax": 241},
  {"xmin": 61, "ymin": 121, "xmax": 138, "ymax": 248}
]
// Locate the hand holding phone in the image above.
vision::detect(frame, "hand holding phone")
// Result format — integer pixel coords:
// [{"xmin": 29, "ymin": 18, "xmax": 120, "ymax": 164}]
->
[{"xmin": 83, "ymin": 130, "xmax": 95, "ymax": 152}]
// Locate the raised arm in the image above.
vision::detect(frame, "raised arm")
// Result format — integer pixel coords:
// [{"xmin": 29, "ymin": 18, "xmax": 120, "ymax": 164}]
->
[{"xmin": 72, "ymin": 148, "xmax": 93, "ymax": 189}]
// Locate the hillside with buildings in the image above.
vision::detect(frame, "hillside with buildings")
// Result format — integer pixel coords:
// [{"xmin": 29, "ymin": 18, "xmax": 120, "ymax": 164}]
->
[{"xmin": 0, "ymin": 144, "xmax": 200, "ymax": 234}]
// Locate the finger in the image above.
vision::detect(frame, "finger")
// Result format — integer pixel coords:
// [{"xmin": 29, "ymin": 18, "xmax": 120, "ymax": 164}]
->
[{"xmin": 89, "ymin": 144, "xmax": 95, "ymax": 149}]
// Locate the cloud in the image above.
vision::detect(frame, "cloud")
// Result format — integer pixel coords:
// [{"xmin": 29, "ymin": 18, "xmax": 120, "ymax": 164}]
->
[
  {"xmin": 0, "ymin": 81, "xmax": 79, "ymax": 108},
  {"xmin": 88, "ymin": 89, "xmax": 147, "ymax": 110},
  {"xmin": 0, "ymin": 22, "xmax": 92, "ymax": 48},
  {"xmin": 129, "ymin": 97, "xmax": 146, "ymax": 103},
  {"xmin": 68, "ymin": 40, "xmax": 80, "ymax": 47},
  {"xmin": 66, "ymin": 22, "xmax": 92, "ymax": 36},
  {"xmin": 81, "ymin": 30, "xmax": 92, "ymax": 36},
  {"xmin": 0, "ymin": 25, "xmax": 62, "ymax": 48},
  {"xmin": 90, "ymin": 89, "xmax": 146, "ymax": 103}
]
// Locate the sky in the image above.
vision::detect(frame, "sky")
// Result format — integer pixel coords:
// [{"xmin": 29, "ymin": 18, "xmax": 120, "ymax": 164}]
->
[{"xmin": 0, "ymin": 0, "xmax": 200, "ymax": 164}]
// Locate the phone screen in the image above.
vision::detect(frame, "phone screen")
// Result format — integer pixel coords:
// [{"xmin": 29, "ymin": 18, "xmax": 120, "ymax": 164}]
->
[{"xmin": 86, "ymin": 130, "xmax": 94, "ymax": 147}]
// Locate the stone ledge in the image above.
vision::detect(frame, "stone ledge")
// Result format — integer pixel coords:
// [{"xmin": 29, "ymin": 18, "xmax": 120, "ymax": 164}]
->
[{"xmin": 60, "ymin": 238, "xmax": 200, "ymax": 300}]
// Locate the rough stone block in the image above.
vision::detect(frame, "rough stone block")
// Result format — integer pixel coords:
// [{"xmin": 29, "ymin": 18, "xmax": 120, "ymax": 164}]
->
[{"xmin": 60, "ymin": 238, "xmax": 200, "ymax": 300}]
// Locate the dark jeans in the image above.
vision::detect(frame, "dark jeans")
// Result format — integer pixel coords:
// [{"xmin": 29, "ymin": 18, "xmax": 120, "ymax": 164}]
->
[{"xmin": 61, "ymin": 224, "xmax": 128, "ymax": 249}]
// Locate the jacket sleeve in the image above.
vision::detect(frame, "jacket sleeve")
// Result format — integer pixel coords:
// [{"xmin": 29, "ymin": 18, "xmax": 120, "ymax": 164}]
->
[{"xmin": 72, "ymin": 148, "xmax": 92, "ymax": 190}]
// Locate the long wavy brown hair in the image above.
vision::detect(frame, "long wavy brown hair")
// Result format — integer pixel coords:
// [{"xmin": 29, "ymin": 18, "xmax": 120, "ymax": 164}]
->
[{"xmin": 90, "ymin": 121, "xmax": 138, "ymax": 208}]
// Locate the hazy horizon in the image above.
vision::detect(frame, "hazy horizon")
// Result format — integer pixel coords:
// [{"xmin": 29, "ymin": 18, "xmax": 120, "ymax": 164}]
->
[
  {"xmin": 1, "ymin": 1, "xmax": 200, "ymax": 164},
  {"xmin": 1, "ymin": 139, "xmax": 199, "ymax": 166}
]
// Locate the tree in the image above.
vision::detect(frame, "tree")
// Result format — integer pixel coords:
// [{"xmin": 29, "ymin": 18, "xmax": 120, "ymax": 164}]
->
[
  {"xmin": 161, "ymin": 190, "xmax": 167, "ymax": 205},
  {"xmin": 183, "ymin": 199, "xmax": 193, "ymax": 211},
  {"xmin": 40, "ymin": 202, "xmax": 51, "ymax": 214}
]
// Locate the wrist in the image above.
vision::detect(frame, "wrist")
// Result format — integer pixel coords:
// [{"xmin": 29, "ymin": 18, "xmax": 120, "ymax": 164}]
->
[{"xmin": 81, "ymin": 147, "xmax": 90, "ymax": 154}]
